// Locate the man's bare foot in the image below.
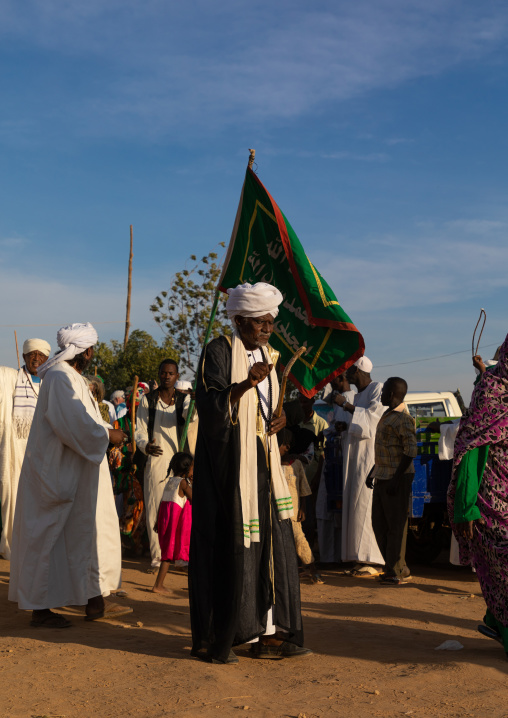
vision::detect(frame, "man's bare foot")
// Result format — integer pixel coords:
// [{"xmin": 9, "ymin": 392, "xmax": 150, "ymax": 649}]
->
[{"xmin": 151, "ymin": 586, "xmax": 171, "ymax": 595}]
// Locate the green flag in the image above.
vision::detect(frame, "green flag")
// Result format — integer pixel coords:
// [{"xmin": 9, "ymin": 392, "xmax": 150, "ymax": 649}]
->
[{"xmin": 219, "ymin": 167, "xmax": 364, "ymax": 397}]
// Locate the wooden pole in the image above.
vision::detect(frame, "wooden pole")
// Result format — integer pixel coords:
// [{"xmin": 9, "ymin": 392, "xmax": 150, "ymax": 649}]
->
[
  {"xmin": 14, "ymin": 330, "xmax": 20, "ymax": 369},
  {"xmin": 178, "ymin": 288, "xmax": 220, "ymax": 452},
  {"xmin": 130, "ymin": 375, "xmax": 139, "ymax": 457},
  {"xmin": 124, "ymin": 224, "xmax": 133, "ymax": 349},
  {"xmin": 180, "ymin": 148, "xmax": 255, "ymax": 451}
]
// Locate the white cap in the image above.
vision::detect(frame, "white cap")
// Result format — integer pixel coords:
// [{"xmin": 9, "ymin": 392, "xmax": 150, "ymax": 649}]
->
[
  {"xmin": 354, "ymin": 356, "xmax": 373, "ymax": 374},
  {"xmin": 23, "ymin": 338, "xmax": 51, "ymax": 357}
]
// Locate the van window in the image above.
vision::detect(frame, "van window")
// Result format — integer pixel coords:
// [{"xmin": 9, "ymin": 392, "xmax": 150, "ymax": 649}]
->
[{"xmin": 407, "ymin": 402, "xmax": 447, "ymax": 418}]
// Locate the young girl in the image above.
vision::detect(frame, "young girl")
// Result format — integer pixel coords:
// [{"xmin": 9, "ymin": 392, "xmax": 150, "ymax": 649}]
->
[{"xmin": 152, "ymin": 452, "xmax": 193, "ymax": 595}]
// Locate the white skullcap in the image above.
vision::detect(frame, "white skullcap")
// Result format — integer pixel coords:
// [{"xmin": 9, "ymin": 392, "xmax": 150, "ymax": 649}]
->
[
  {"xmin": 354, "ymin": 356, "xmax": 373, "ymax": 374},
  {"xmin": 23, "ymin": 338, "xmax": 51, "ymax": 357},
  {"xmin": 226, "ymin": 282, "xmax": 283, "ymax": 321},
  {"xmin": 37, "ymin": 322, "xmax": 98, "ymax": 378},
  {"xmin": 175, "ymin": 380, "xmax": 193, "ymax": 391},
  {"xmin": 110, "ymin": 390, "xmax": 125, "ymax": 401}
]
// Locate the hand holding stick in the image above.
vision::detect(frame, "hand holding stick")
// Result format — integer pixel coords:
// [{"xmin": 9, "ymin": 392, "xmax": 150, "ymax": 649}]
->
[
  {"xmin": 472, "ymin": 308, "xmax": 486, "ymax": 358},
  {"xmin": 274, "ymin": 346, "xmax": 308, "ymax": 419}
]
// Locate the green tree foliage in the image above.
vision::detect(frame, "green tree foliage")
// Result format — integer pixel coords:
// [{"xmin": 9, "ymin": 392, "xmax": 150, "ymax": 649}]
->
[
  {"xmin": 91, "ymin": 329, "xmax": 179, "ymax": 394},
  {"xmin": 150, "ymin": 246, "xmax": 231, "ymax": 375}
]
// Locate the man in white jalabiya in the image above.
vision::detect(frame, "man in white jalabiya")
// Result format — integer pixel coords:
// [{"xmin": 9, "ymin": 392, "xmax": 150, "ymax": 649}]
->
[
  {"xmin": 136, "ymin": 359, "xmax": 196, "ymax": 569},
  {"xmin": 0, "ymin": 338, "xmax": 51, "ymax": 559},
  {"xmin": 333, "ymin": 356, "xmax": 385, "ymax": 576},
  {"xmin": 9, "ymin": 323, "xmax": 132, "ymax": 628},
  {"xmin": 316, "ymin": 371, "xmax": 356, "ymax": 564}
]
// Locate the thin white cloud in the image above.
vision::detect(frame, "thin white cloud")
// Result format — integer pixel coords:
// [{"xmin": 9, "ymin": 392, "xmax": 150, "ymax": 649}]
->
[
  {"xmin": 0, "ymin": 236, "xmax": 29, "ymax": 249},
  {"xmin": 385, "ymin": 138, "xmax": 414, "ymax": 146},
  {"xmin": 323, "ymin": 151, "xmax": 390, "ymax": 162},
  {"xmin": 0, "ymin": 266, "xmax": 159, "ymax": 367},
  {"xmin": 1, "ymin": 1, "xmax": 508, "ymax": 138},
  {"xmin": 445, "ymin": 219, "xmax": 505, "ymax": 234},
  {"xmin": 312, "ymin": 230, "xmax": 508, "ymax": 313}
]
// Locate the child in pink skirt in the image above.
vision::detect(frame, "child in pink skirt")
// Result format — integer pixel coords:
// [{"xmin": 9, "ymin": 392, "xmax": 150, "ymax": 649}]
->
[{"xmin": 152, "ymin": 452, "xmax": 193, "ymax": 595}]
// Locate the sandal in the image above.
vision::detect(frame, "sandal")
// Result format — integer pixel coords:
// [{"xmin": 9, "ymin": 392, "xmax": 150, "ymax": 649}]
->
[
  {"xmin": 192, "ymin": 648, "xmax": 238, "ymax": 664},
  {"xmin": 85, "ymin": 600, "xmax": 133, "ymax": 621},
  {"xmin": 477, "ymin": 624, "xmax": 503, "ymax": 644},
  {"xmin": 30, "ymin": 611, "xmax": 72, "ymax": 628},
  {"xmin": 250, "ymin": 641, "xmax": 312, "ymax": 660},
  {"xmin": 310, "ymin": 572, "xmax": 324, "ymax": 585},
  {"xmin": 379, "ymin": 575, "xmax": 409, "ymax": 586},
  {"xmin": 352, "ymin": 565, "xmax": 384, "ymax": 578}
]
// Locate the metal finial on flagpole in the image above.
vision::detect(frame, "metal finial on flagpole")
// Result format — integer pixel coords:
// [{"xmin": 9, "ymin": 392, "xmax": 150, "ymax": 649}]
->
[{"xmin": 248, "ymin": 148, "xmax": 256, "ymax": 169}]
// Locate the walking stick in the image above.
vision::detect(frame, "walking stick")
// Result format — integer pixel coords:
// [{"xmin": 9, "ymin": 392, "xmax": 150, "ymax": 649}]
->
[
  {"xmin": 14, "ymin": 330, "xmax": 20, "ymax": 369},
  {"xmin": 472, "ymin": 308, "xmax": 487, "ymax": 358},
  {"xmin": 274, "ymin": 346, "xmax": 308, "ymax": 418}
]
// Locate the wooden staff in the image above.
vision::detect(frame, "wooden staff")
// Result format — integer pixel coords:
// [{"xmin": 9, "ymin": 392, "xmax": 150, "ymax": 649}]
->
[
  {"xmin": 472, "ymin": 308, "xmax": 486, "ymax": 358},
  {"xmin": 274, "ymin": 346, "xmax": 308, "ymax": 418},
  {"xmin": 14, "ymin": 330, "xmax": 20, "ymax": 369},
  {"xmin": 124, "ymin": 224, "xmax": 133, "ymax": 349},
  {"xmin": 130, "ymin": 375, "xmax": 139, "ymax": 456}
]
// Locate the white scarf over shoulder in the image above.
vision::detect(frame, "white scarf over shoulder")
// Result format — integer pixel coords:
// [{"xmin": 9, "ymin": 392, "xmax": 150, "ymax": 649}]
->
[{"xmin": 230, "ymin": 331, "xmax": 293, "ymax": 548}]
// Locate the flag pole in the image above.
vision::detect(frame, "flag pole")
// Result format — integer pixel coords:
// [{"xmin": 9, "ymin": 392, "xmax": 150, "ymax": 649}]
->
[
  {"xmin": 124, "ymin": 224, "xmax": 133, "ymax": 350},
  {"xmin": 178, "ymin": 288, "xmax": 220, "ymax": 451},
  {"xmin": 14, "ymin": 330, "xmax": 20, "ymax": 369},
  {"xmin": 178, "ymin": 148, "xmax": 255, "ymax": 451}
]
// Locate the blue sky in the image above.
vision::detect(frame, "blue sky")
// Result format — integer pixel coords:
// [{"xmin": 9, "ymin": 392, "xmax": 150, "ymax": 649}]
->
[{"xmin": 1, "ymin": 0, "xmax": 507, "ymax": 398}]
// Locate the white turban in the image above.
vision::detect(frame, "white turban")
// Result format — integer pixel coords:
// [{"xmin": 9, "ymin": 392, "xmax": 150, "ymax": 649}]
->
[
  {"xmin": 226, "ymin": 282, "xmax": 283, "ymax": 321},
  {"xmin": 110, "ymin": 390, "xmax": 125, "ymax": 401},
  {"xmin": 354, "ymin": 356, "xmax": 373, "ymax": 374},
  {"xmin": 22, "ymin": 338, "xmax": 51, "ymax": 357},
  {"xmin": 175, "ymin": 380, "xmax": 193, "ymax": 391},
  {"xmin": 37, "ymin": 322, "xmax": 98, "ymax": 378}
]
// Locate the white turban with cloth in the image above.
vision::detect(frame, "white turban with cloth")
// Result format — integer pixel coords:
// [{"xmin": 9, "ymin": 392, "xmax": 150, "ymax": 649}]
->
[
  {"xmin": 37, "ymin": 322, "xmax": 98, "ymax": 378},
  {"xmin": 354, "ymin": 356, "xmax": 373, "ymax": 374},
  {"xmin": 226, "ymin": 282, "xmax": 283, "ymax": 321},
  {"xmin": 22, "ymin": 338, "xmax": 51, "ymax": 357}
]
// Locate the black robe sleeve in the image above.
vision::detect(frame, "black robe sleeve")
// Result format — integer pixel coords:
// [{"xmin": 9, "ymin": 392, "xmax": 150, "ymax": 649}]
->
[{"xmin": 195, "ymin": 335, "xmax": 237, "ymax": 442}]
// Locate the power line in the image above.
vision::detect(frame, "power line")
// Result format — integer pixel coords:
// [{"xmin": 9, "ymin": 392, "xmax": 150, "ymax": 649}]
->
[
  {"xmin": 376, "ymin": 342, "xmax": 500, "ymax": 368},
  {"xmin": 0, "ymin": 321, "xmax": 124, "ymax": 328}
]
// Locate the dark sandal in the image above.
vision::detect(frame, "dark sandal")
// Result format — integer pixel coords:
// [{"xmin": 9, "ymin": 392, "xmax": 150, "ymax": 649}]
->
[
  {"xmin": 30, "ymin": 611, "xmax": 72, "ymax": 628},
  {"xmin": 250, "ymin": 641, "xmax": 312, "ymax": 659},
  {"xmin": 85, "ymin": 601, "xmax": 133, "ymax": 621},
  {"xmin": 192, "ymin": 648, "xmax": 238, "ymax": 664},
  {"xmin": 477, "ymin": 624, "xmax": 503, "ymax": 644}
]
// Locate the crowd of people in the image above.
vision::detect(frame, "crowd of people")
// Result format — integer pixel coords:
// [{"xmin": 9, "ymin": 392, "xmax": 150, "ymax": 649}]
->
[{"xmin": 0, "ymin": 281, "xmax": 507, "ymax": 664}]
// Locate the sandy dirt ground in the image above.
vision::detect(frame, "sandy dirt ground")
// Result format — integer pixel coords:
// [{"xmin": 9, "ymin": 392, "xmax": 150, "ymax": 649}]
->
[{"xmin": 0, "ymin": 555, "xmax": 507, "ymax": 718}]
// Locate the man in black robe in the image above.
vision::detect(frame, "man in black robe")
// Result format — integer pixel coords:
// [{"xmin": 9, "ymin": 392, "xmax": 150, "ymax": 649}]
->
[{"xmin": 189, "ymin": 282, "xmax": 311, "ymax": 664}]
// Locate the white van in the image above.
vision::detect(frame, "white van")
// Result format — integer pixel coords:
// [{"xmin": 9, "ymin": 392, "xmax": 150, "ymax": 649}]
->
[{"xmin": 405, "ymin": 391, "xmax": 462, "ymax": 419}]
